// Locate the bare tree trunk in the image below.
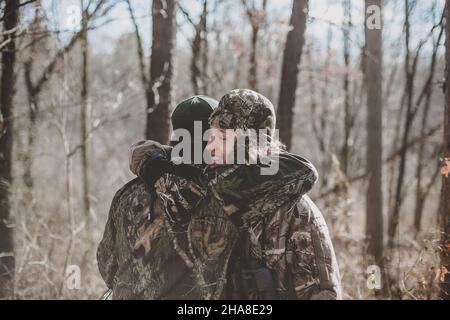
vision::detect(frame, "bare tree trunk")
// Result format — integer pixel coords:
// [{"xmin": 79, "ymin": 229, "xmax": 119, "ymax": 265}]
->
[
  {"xmin": 242, "ymin": 0, "xmax": 267, "ymax": 91},
  {"xmin": 201, "ymin": 0, "xmax": 209, "ymax": 95},
  {"xmin": 23, "ymin": 0, "xmax": 42, "ymax": 190},
  {"xmin": 145, "ymin": 0, "xmax": 176, "ymax": 143},
  {"xmin": 414, "ymin": 16, "xmax": 444, "ymax": 234},
  {"xmin": 234, "ymin": 50, "xmax": 244, "ymax": 89},
  {"xmin": 306, "ymin": 44, "xmax": 326, "ymax": 155},
  {"xmin": 440, "ymin": 0, "xmax": 450, "ymax": 300},
  {"xmin": 388, "ymin": 0, "xmax": 417, "ymax": 248},
  {"xmin": 277, "ymin": 0, "xmax": 308, "ymax": 150},
  {"xmin": 0, "ymin": 0, "xmax": 19, "ymax": 299},
  {"xmin": 191, "ymin": 19, "xmax": 202, "ymax": 94},
  {"xmin": 249, "ymin": 25, "xmax": 258, "ymax": 90},
  {"xmin": 364, "ymin": 0, "xmax": 383, "ymax": 268},
  {"xmin": 319, "ymin": 26, "xmax": 333, "ymax": 188},
  {"xmin": 341, "ymin": 0, "xmax": 352, "ymax": 176},
  {"xmin": 23, "ymin": 73, "xmax": 39, "ymax": 190},
  {"xmin": 80, "ymin": 4, "xmax": 91, "ymax": 221},
  {"xmin": 185, "ymin": 0, "xmax": 208, "ymax": 95},
  {"xmin": 126, "ymin": 0, "xmax": 148, "ymax": 96},
  {"xmin": 306, "ymin": 40, "xmax": 333, "ymax": 193}
]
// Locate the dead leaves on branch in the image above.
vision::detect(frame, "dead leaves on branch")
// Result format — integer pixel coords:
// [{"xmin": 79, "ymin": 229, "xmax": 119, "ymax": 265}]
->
[
  {"xmin": 441, "ymin": 157, "xmax": 450, "ymax": 178},
  {"xmin": 435, "ymin": 265, "xmax": 449, "ymax": 283},
  {"xmin": 435, "ymin": 240, "xmax": 450, "ymax": 283},
  {"xmin": 444, "ymin": 241, "xmax": 450, "ymax": 256}
]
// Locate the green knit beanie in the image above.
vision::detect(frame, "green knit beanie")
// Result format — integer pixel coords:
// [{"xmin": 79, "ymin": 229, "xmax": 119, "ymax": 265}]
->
[{"xmin": 171, "ymin": 95, "xmax": 219, "ymax": 136}]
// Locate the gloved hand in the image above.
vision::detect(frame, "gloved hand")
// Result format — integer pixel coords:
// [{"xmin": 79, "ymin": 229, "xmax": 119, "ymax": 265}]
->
[
  {"xmin": 130, "ymin": 140, "xmax": 204, "ymax": 187},
  {"xmin": 129, "ymin": 140, "xmax": 169, "ymax": 176},
  {"xmin": 141, "ymin": 159, "xmax": 204, "ymax": 186},
  {"xmin": 140, "ymin": 157, "xmax": 173, "ymax": 186}
]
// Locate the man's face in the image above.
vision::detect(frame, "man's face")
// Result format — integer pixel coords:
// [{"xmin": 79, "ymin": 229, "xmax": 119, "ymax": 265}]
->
[{"xmin": 205, "ymin": 125, "xmax": 236, "ymax": 165}]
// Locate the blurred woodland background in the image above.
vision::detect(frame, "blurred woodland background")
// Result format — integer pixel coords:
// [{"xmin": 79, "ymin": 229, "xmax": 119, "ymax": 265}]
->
[{"xmin": 0, "ymin": 0, "xmax": 450, "ymax": 300}]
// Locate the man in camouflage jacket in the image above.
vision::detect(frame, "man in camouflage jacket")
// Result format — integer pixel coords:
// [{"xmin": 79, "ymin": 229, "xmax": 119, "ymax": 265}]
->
[{"xmin": 97, "ymin": 96, "xmax": 218, "ymax": 299}]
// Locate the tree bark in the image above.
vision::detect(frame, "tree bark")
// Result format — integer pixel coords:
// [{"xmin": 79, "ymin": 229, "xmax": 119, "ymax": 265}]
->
[
  {"xmin": 388, "ymin": 0, "xmax": 413, "ymax": 247},
  {"xmin": 23, "ymin": 0, "xmax": 42, "ymax": 190},
  {"xmin": 364, "ymin": 0, "xmax": 383, "ymax": 267},
  {"xmin": 126, "ymin": 0, "xmax": 148, "ymax": 95},
  {"xmin": 342, "ymin": 0, "xmax": 352, "ymax": 176},
  {"xmin": 248, "ymin": 25, "xmax": 258, "ymax": 90},
  {"xmin": 145, "ymin": 0, "xmax": 176, "ymax": 143},
  {"xmin": 200, "ymin": 0, "xmax": 209, "ymax": 95},
  {"xmin": 440, "ymin": 0, "xmax": 450, "ymax": 300},
  {"xmin": 188, "ymin": 0, "xmax": 208, "ymax": 95},
  {"xmin": 241, "ymin": 0, "xmax": 267, "ymax": 91},
  {"xmin": 80, "ymin": 3, "xmax": 91, "ymax": 221},
  {"xmin": 414, "ymin": 16, "xmax": 444, "ymax": 234},
  {"xmin": 276, "ymin": 0, "xmax": 308, "ymax": 150},
  {"xmin": 0, "ymin": 0, "xmax": 20, "ymax": 299}
]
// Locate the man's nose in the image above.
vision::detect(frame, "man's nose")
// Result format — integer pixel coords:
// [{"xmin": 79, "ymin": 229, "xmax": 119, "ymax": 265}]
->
[
  {"xmin": 205, "ymin": 136, "xmax": 214, "ymax": 149},
  {"xmin": 205, "ymin": 137, "xmax": 215, "ymax": 154}
]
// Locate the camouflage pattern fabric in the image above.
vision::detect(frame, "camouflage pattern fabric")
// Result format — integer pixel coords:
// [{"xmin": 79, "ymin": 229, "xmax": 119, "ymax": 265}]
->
[
  {"xmin": 98, "ymin": 86, "xmax": 341, "ymax": 299},
  {"xmin": 245, "ymin": 194, "xmax": 342, "ymax": 299},
  {"xmin": 156, "ymin": 161, "xmax": 342, "ymax": 300},
  {"xmin": 96, "ymin": 175, "xmax": 238, "ymax": 299},
  {"xmin": 122, "ymin": 140, "xmax": 323, "ymax": 299},
  {"xmin": 155, "ymin": 172, "xmax": 239, "ymax": 299},
  {"xmin": 209, "ymin": 89, "xmax": 276, "ymax": 137},
  {"xmin": 97, "ymin": 176, "xmax": 342, "ymax": 299},
  {"xmin": 97, "ymin": 178, "xmax": 202, "ymax": 299}
]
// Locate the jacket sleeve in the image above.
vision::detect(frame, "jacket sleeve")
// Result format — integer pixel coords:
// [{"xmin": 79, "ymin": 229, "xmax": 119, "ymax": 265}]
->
[
  {"xmin": 236, "ymin": 152, "xmax": 319, "ymax": 215},
  {"xmin": 270, "ymin": 152, "xmax": 319, "ymax": 195},
  {"xmin": 288, "ymin": 196, "xmax": 342, "ymax": 300},
  {"xmin": 97, "ymin": 190, "xmax": 120, "ymax": 289},
  {"xmin": 129, "ymin": 140, "xmax": 203, "ymax": 186}
]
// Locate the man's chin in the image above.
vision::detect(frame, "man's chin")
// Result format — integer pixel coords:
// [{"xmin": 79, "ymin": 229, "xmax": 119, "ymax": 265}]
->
[
  {"xmin": 210, "ymin": 157, "xmax": 221, "ymax": 165},
  {"xmin": 208, "ymin": 158, "xmax": 226, "ymax": 167}
]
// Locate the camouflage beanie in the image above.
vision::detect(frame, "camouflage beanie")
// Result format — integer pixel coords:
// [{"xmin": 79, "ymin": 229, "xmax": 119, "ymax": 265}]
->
[{"xmin": 209, "ymin": 89, "xmax": 276, "ymax": 137}]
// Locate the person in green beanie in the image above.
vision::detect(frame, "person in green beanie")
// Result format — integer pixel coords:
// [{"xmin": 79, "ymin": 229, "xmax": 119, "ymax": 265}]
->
[
  {"xmin": 129, "ymin": 95, "xmax": 218, "ymax": 186},
  {"xmin": 97, "ymin": 95, "xmax": 218, "ymax": 299}
]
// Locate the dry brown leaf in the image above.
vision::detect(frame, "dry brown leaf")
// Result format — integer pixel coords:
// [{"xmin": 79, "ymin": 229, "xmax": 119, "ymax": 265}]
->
[
  {"xmin": 444, "ymin": 241, "xmax": 450, "ymax": 256},
  {"xmin": 441, "ymin": 158, "xmax": 450, "ymax": 178},
  {"xmin": 435, "ymin": 266, "xmax": 449, "ymax": 283}
]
